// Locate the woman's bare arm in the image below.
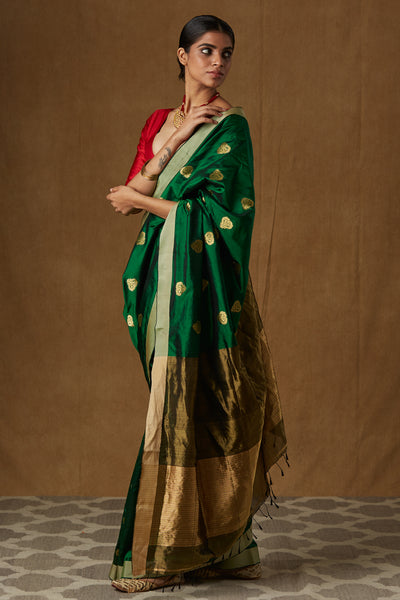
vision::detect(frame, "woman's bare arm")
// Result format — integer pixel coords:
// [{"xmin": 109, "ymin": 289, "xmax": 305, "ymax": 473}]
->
[
  {"xmin": 107, "ymin": 104, "xmax": 224, "ymax": 218},
  {"xmin": 107, "ymin": 186, "xmax": 174, "ymax": 219}
]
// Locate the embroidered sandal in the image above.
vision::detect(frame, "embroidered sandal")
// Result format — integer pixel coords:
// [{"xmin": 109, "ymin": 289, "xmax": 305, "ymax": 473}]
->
[{"xmin": 111, "ymin": 574, "xmax": 182, "ymax": 593}]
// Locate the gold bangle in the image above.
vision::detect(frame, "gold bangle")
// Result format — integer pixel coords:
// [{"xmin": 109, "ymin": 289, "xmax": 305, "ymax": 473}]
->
[{"xmin": 140, "ymin": 160, "xmax": 159, "ymax": 181}]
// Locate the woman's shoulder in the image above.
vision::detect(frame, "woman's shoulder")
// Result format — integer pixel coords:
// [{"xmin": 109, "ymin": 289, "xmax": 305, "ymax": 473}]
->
[
  {"xmin": 219, "ymin": 97, "xmax": 232, "ymax": 111},
  {"xmin": 210, "ymin": 98, "xmax": 249, "ymax": 129},
  {"xmin": 210, "ymin": 95, "xmax": 231, "ymax": 111}
]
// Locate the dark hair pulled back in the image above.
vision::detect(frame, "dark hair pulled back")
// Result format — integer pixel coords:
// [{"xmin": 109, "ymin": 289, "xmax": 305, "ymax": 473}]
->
[{"xmin": 177, "ymin": 15, "xmax": 235, "ymax": 80}]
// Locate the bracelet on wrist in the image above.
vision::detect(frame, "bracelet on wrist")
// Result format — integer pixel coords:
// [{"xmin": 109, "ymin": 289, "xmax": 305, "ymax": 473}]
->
[{"xmin": 140, "ymin": 160, "xmax": 159, "ymax": 181}]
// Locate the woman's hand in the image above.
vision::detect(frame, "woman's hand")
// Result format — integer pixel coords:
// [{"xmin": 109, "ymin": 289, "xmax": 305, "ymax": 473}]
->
[
  {"xmin": 107, "ymin": 186, "xmax": 143, "ymax": 216},
  {"xmin": 173, "ymin": 104, "xmax": 224, "ymax": 144}
]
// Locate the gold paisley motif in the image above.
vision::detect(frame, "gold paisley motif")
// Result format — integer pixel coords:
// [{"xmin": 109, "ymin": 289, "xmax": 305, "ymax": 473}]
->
[
  {"xmin": 209, "ymin": 169, "xmax": 224, "ymax": 181},
  {"xmin": 126, "ymin": 278, "xmax": 138, "ymax": 291},
  {"xmin": 186, "ymin": 202, "xmax": 191, "ymax": 211},
  {"xmin": 180, "ymin": 165, "xmax": 193, "ymax": 178},
  {"xmin": 220, "ymin": 216, "xmax": 233, "ymax": 229},
  {"xmin": 136, "ymin": 231, "xmax": 146, "ymax": 245},
  {"xmin": 218, "ymin": 311, "xmax": 228, "ymax": 325},
  {"xmin": 241, "ymin": 197, "xmax": 254, "ymax": 210},
  {"xmin": 176, "ymin": 282, "xmax": 186, "ymax": 296},
  {"xmin": 192, "ymin": 321, "xmax": 201, "ymax": 334},
  {"xmin": 204, "ymin": 231, "xmax": 215, "ymax": 245},
  {"xmin": 231, "ymin": 300, "xmax": 242, "ymax": 313},
  {"xmin": 138, "ymin": 314, "xmax": 143, "ymax": 327},
  {"xmin": 190, "ymin": 239, "xmax": 203, "ymax": 253},
  {"xmin": 201, "ymin": 194, "xmax": 206, "ymax": 203},
  {"xmin": 127, "ymin": 315, "xmax": 134, "ymax": 327},
  {"xmin": 217, "ymin": 142, "xmax": 231, "ymax": 154},
  {"xmin": 202, "ymin": 279, "xmax": 209, "ymax": 291}
]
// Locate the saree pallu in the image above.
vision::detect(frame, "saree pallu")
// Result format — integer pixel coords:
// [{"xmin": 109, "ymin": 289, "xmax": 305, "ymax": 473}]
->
[{"xmin": 110, "ymin": 108, "xmax": 287, "ymax": 579}]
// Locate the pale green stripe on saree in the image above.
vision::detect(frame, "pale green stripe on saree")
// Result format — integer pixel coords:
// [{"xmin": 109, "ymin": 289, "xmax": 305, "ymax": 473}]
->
[
  {"xmin": 154, "ymin": 202, "xmax": 178, "ymax": 357},
  {"xmin": 139, "ymin": 108, "xmax": 246, "ymax": 231},
  {"xmin": 110, "ymin": 559, "xmax": 133, "ymax": 580},
  {"xmin": 154, "ymin": 107, "xmax": 246, "ymax": 199},
  {"xmin": 142, "ymin": 107, "xmax": 247, "ymax": 369}
]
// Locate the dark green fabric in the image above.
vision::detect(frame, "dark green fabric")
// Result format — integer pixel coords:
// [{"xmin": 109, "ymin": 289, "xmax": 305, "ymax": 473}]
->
[
  {"xmin": 112, "ymin": 435, "xmax": 144, "ymax": 568},
  {"xmin": 122, "ymin": 113, "xmax": 254, "ymax": 364},
  {"xmin": 110, "ymin": 112, "xmax": 286, "ymax": 578}
]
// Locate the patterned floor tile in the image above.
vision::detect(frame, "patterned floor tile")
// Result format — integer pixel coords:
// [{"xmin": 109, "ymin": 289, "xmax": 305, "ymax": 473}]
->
[{"xmin": 0, "ymin": 496, "xmax": 399, "ymax": 599}]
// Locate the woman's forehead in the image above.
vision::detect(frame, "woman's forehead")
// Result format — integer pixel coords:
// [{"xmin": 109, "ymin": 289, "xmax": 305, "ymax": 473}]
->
[{"xmin": 192, "ymin": 31, "xmax": 233, "ymax": 49}]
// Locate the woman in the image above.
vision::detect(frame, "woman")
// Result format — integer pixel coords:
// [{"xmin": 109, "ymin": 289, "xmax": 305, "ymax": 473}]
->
[{"xmin": 107, "ymin": 15, "xmax": 287, "ymax": 594}]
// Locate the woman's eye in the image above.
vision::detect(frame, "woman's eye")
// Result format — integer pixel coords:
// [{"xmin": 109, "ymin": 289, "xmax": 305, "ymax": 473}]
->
[{"xmin": 200, "ymin": 48, "xmax": 232, "ymax": 59}]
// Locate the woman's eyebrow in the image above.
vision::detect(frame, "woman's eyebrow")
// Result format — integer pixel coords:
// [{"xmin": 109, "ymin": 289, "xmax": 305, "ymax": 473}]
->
[{"xmin": 197, "ymin": 43, "xmax": 233, "ymax": 51}]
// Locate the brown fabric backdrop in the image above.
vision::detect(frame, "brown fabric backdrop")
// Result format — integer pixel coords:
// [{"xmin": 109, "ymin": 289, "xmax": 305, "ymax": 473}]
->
[{"xmin": 1, "ymin": 0, "xmax": 399, "ymax": 496}]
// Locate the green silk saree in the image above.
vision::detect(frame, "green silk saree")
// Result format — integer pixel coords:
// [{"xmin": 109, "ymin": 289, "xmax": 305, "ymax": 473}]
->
[{"xmin": 110, "ymin": 108, "xmax": 287, "ymax": 579}]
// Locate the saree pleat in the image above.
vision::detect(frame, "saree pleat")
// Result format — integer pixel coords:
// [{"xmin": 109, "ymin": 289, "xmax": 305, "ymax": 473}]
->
[{"xmin": 110, "ymin": 108, "xmax": 287, "ymax": 579}]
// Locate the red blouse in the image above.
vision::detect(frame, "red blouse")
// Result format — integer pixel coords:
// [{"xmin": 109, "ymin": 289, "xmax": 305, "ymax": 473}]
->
[{"xmin": 125, "ymin": 109, "xmax": 172, "ymax": 185}]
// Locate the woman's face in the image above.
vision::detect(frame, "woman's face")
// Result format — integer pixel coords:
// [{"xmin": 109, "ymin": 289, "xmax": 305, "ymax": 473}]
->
[{"xmin": 178, "ymin": 31, "xmax": 233, "ymax": 89}]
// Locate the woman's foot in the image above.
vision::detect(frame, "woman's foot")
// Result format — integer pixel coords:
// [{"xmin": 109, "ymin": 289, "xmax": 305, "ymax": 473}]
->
[
  {"xmin": 111, "ymin": 574, "xmax": 182, "ymax": 593},
  {"xmin": 185, "ymin": 562, "xmax": 261, "ymax": 580}
]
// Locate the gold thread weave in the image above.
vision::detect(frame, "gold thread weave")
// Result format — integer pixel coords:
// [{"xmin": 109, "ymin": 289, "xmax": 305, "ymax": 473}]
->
[
  {"xmin": 136, "ymin": 231, "xmax": 146, "ymax": 245},
  {"xmin": 241, "ymin": 197, "xmax": 254, "ymax": 210},
  {"xmin": 176, "ymin": 282, "xmax": 186, "ymax": 296},
  {"xmin": 210, "ymin": 169, "xmax": 224, "ymax": 181},
  {"xmin": 180, "ymin": 166, "xmax": 193, "ymax": 178},
  {"xmin": 217, "ymin": 142, "xmax": 231, "ymax": 154},
  {"xmin": 204, "ymin": 232, "xmax": 215, "ymax": 245},
  {"xmin": 127, "ymin": 278, "xmax": 138, "ymax": 291},
  {"xmin": 220, "ymin": 217, "xmax": 233, "ymax": 229}
]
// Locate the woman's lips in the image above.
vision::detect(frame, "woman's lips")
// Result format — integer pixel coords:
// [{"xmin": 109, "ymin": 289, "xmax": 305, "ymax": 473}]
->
[{"xmin": 208, "ymin": 71, "xmax": 224, "ymax": 78}]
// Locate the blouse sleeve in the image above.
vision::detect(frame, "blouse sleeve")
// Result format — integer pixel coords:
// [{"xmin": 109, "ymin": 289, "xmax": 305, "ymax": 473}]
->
[
  {"xmin": 124, "ymin": 109, "xmax": 171, "ymax": 185},
  {"xmin": 124, "ymin": 116, "xmax": 152, "ymax": 185}
]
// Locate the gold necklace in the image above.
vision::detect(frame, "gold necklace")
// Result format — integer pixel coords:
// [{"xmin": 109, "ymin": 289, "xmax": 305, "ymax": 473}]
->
[{"xmin": 173, "ymin": 92, "xmax": 220, "ymax": 129}]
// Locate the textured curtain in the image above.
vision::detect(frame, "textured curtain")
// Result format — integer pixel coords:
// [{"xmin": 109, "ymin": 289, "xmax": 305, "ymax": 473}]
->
[{"xmin": 1, "ymin": 0, "xmax": 399, "ymax": 496}]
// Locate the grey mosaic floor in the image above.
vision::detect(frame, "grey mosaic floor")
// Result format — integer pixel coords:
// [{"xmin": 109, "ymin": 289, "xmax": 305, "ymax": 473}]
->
[{"xmin": 0, "ymin": 496, "xmax": 399, "ymax": 599}]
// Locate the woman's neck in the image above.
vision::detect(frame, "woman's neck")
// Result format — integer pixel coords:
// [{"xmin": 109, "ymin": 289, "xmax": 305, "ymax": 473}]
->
[{"xmin": 183, "ymin": 83, "xmax": 218, "ymax": 113}]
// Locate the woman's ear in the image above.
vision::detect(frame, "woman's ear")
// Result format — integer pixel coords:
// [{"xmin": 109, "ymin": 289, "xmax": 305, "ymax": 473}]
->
[{"xmin": 177, "ymin": 47, "xmax": 187, "ymax": 67}]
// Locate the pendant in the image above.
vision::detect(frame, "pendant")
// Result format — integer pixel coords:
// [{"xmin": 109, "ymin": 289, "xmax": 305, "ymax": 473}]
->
[{"xmin": 173, "ymin": 109, "xmax": 185, "ymax": 129}]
